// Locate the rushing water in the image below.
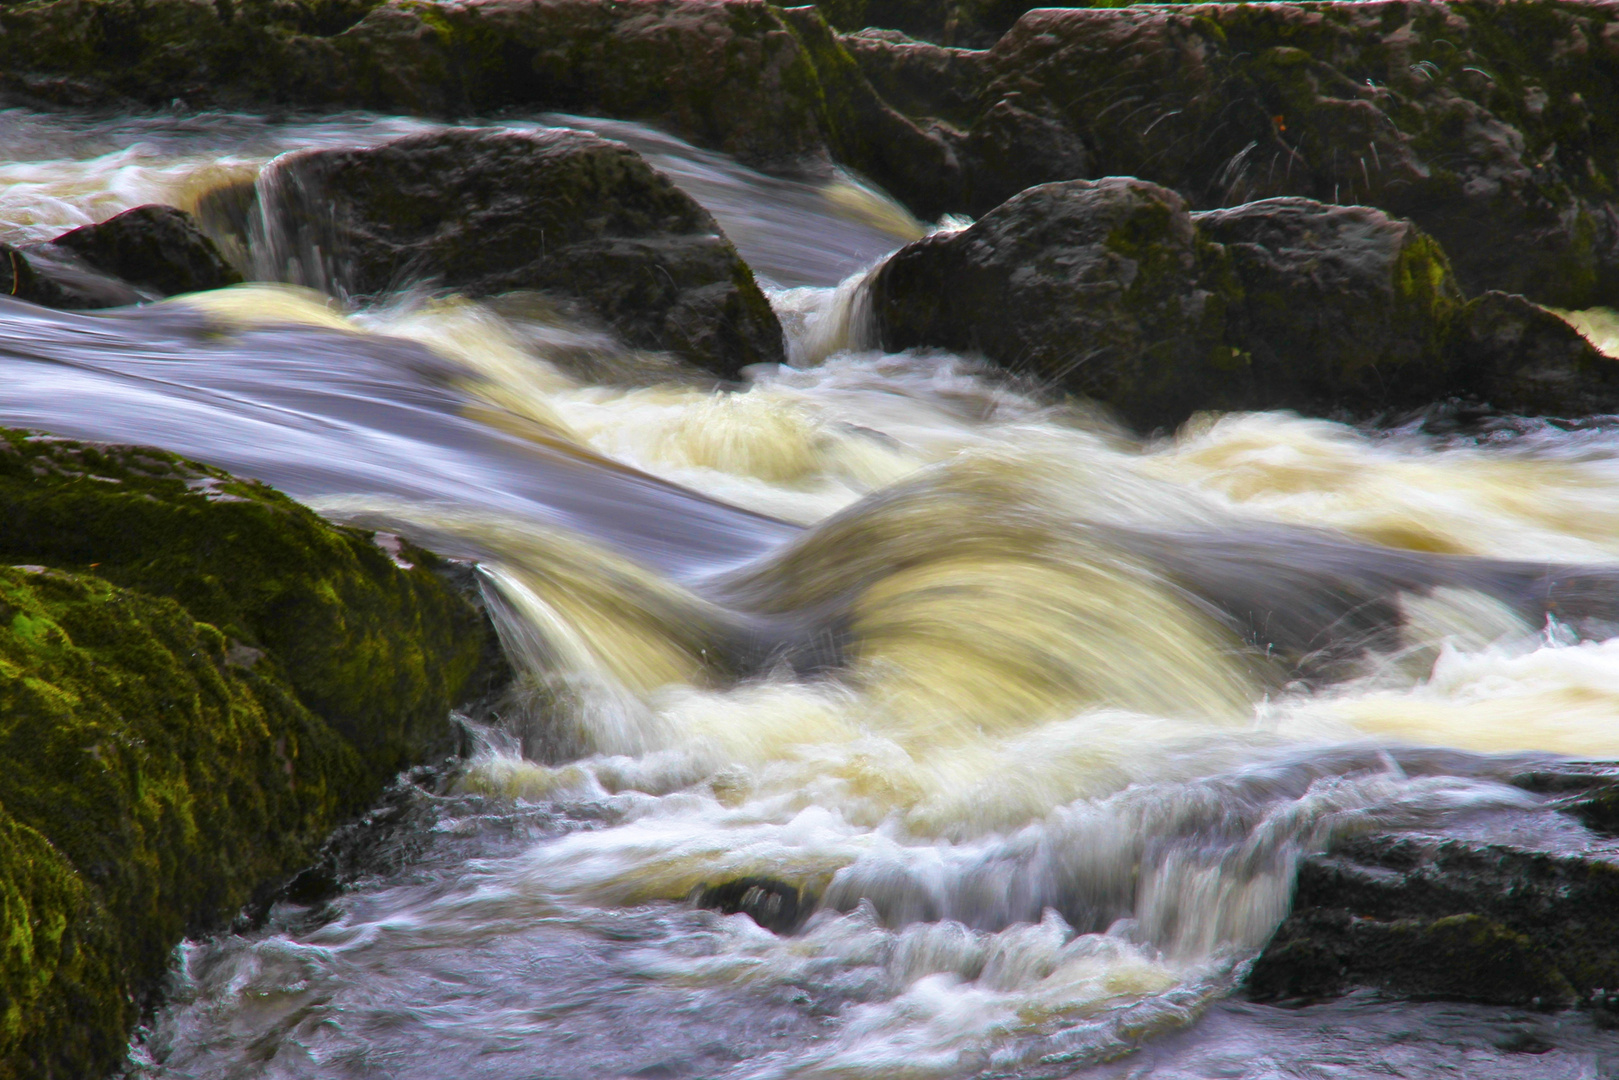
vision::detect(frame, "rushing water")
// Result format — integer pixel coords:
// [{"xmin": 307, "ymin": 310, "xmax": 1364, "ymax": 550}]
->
[{"xmin": 3, "ymin": 107, "xmax": 1619, "ymax": 1078}]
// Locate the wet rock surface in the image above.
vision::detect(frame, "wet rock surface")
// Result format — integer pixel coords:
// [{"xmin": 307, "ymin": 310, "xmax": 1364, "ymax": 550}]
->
[
  {"xmin": 255, "ymin": 127, "xmax": 783, "ymax": 376},
  {"xmin": 1247, "ymin": 768, "xmax": 1619, "ymax": 1010},
  {"xmin": 1194, "ymin": 197, "xmax": 1465, "ymax": 416},
  {"xmin": 0, "ymin": 204, "xmax": 239, "ymax": 309}
]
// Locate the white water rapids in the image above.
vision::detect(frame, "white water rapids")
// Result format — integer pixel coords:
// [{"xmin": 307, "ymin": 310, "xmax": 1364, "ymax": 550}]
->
[{"xmin": 3, "ymin": 108, "xmax": 1619, "ymax": 1078}]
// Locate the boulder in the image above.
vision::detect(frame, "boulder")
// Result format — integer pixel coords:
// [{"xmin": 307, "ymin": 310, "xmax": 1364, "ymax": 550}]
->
[
  {"xmin": 1193, "ymin": 197, "xmax": 1464, "ymax": 414},
  {"xmin": 0, "ymin": 566, "xmax": 362, "ymax": 1076},
  {"xmin": 251, "ymin": 127, "xmax": 784, "ymax": 376},
  {"xmin": 869, "ymin": 178, "xmax": 1240, "ymax": 431},
  {"xmin": 52, "ymin": 204, "xmax": 241, "ymax": 297},
  {"xmin": 0, "ymin": 427, "xmax": 504, "ymax": 1078},
  {"xmin": 1448, "ymin": 290, "xmax": 1619, "ymax": 416},
  {"xmin": 0, "ymin": 429, "xmax": 498, "ymax": 788},
  {"xmin": 1246, "ymin": 829, "xmax": 1619, "ymax": 1008},
  {"xmin": 868, "ymin": 182, "xmax": 1619, "ymax": 426},
  {"xmin": 866, "ymin": 1, "xmax": 1619, "ymax": 309},
  {"xmin": 0, "ymin": 204, "xmax": 240, "ymax": 310}
]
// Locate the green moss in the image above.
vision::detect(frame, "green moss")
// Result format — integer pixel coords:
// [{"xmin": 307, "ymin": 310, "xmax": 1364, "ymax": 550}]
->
[
  {"xmin": 0, "ymin": 564, "xmax": 369, "ymax": 1076},
  {"xmin": 0, "ymin": 431, "xmax": 490, "ymax": 784}
]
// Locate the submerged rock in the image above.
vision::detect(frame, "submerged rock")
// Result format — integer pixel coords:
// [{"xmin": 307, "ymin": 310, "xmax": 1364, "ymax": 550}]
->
[
  {"xmin": 697, "ymin": 876, "xmax": 809, "ymax": 934},
  {"xmin": 0, "ymin": 204, "xmax": 240, "ymax": 310},
  {"xmin": 1247, "ymin": 829, "xmax": 1619, "ymax": 1008},
  {"xmin": 869, "ymin": 180, "xmax": 1619, "ymax": 427},
  {"xmin": 253, "ymin": 127, "xmax": 783, "ymax": 376},
  {"xmin": 0, "ymin": 427, "xmax": 504, "ymax": 1077}
]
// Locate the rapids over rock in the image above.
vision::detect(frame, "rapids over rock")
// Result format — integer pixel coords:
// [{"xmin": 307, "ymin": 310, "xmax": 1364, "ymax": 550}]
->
[{"xmin": 3, "ymin": 100, "xmax": 1619, "ymax": 1080}]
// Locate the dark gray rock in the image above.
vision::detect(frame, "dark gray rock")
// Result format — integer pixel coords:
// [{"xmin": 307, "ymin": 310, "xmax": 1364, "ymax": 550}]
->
[
  {"xmin": 1194, "ymin": 197, "xmax": 1464, "ymax": 414},
  {"xmin": 839, "ymin": 27, "xmax": 988, "ymax": 125},
  {"xmin": 869, "ymin": 184, "xmax": 1619, "ymax": 426},
  {"xmin": 1247, "ymin": 828, "xmax": 1619, "ymax": 1008},
  {"xmin": 54, "ymin": 204, "xmax": 242, "ymax": 297},
  {"xmin": 255, "ymin": 127, "xmax": 784, "ymax": 377},
  {"xmin": 1448, "ymin": 290, "xmax": 1619, "ymax": 417},
  {"xmin": 0, "ymin": 204, "xmax": 240, "ymax": 310},
  {"xmin": 869, "ymin": 177, "xmax": 1238, "ymax": 431},
  {"xmin": 867, "ymin": 180, "xmax": 1486, "ymax": 430}
]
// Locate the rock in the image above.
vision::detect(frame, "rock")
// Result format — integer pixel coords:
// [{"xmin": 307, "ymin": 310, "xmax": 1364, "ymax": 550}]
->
[
  {"xmin": 1447, "ymin": 290, "xmax": 1619, "ymax": 416},
  {"xmin": 869, "ymin": 182, "xmax": 1619, "ymax": 426},
  {"xmin": 869, "ymin": 177, "xmax": 1239, "ymax": 431},
  {"xmin": 52, "ymin": 204, "xmax": 241, "ymax": 297},
  {"xmin": 0, "ymin": 0, "xmax": 964, "ymax": 218},
  {"xmin": 0, "ymin": 429, "xmax": 497, "ymax": 785},
  {"xmin": 0, "ymin": 240, "xmax": 144, "ymax": 309},
  {"xmin": 697, "ymin": 876, "xmax": 809, "ymax": 933},
  {"xmin": 0, "ymin": 565, "xmax": 363, "ymax": 1075},
  {"xmin": 1247, "ymin": 832, "xmax": 1619, "ymax": 1008},
  {"xmin": 817, "ymin": 0, "xmax": 1023, "ymax": 48},
  {"xmin": 0, "ymin": 428, "xmax": 505, "ymax": 1077},
  {"xmin": 839, "ymin": 27, "xmax": 989, "ymax": 125},
  {"xmin": 887, "ymin": 1, "xmax": 1619, "ymax": 309},
  {"xmin": 0, "ymin": 205, "xmax": 240, "ymax": 311},
  {"xmin": 251, "ymin": 127, "xmax": 783, "ymax": 376},
  {"xmin": 1193, "ymin": 197, "xmax": 1464, "ymax": 415}
]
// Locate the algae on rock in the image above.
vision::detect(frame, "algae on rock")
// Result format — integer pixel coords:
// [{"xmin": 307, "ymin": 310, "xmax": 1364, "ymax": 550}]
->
[{"xmin": 0, "ymin": 565, "xmax": 367, "ymax": 1078}]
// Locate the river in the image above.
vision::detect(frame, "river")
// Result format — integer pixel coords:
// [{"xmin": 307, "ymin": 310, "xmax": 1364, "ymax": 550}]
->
[{"xmin": 2, "ymin": 106, "xmax": 1618, "ymax": 1078}]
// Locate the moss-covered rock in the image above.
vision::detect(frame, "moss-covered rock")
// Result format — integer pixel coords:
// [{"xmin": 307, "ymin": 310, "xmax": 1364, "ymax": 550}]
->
[
  {"xmin": 869, "ymin": 181, "xmax": 1619, "ymax": 425},
  {"xmin": 1194, "ymin": 196, "xmax": 1466, "ymax": 414},
  {"xmin": 0, "ymin": 430, "xmax": 492, "ymax": 786},
  {"xmin": 0, "ymin": 429, "xmax": 501, "ymax": 1076},
  {"xmin": 869, "ymin": 178, "xmax": 1239, "ymax": 430},
  {"xmin": 0, "ymin": 565, "xmax": 365, "ymax": 1077},
  {"xmin": 252, "ymin": 127, "xmax": 784, "ymax": 375}
]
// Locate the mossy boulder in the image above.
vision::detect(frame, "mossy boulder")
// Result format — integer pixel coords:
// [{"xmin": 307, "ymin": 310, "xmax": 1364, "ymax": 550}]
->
[
  {"xmin": 0, "ymin": 566, "xmax": 365, "ymax": 1077},
  {"xmin": 1247, "ymin": 831, "xmax": 1619, "ymax": 1007},
  {"xmin": 0, "ymin": 429, "xmax": 494, "ymax": 785},
  {"xmin": 0, "ymin": 429, "xmax": 501, "ymax": 1076},
  {"xmin": 1194, "ymin": 197, "xmax": 1466, "ymax": 414},
  {"xmin": 249, "ymin": 127, "xmax": 783, "ymax": 375},
  {"xmin": 869, "ymin": 178, "xmax": 1239, "ymax": 430},
  {"xmin": 0, "ymin": 205, "xmax": 241, "ymax": 311}
]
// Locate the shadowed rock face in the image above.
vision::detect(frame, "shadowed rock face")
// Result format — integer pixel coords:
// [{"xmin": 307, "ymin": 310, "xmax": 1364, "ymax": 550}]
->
[
  {"xmin": 255, "ymin": 127, "xmax": 784, "ymax": 376},
  {"xmin": 869, "ymin": 178, "xmax": 1242, "ymax": 431},
  {"xmin": 1247, "ymin": 816, "xmax": 1619, "ymax": 1009}
]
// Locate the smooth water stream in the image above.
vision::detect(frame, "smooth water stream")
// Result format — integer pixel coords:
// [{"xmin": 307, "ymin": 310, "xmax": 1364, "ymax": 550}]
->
[{"xmin": 2, "ymin": 107, "xmax": 1618, "ymax": 1078}]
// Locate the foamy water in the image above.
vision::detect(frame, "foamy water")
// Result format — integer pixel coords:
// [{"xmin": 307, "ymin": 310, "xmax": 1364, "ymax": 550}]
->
[{"xmin": 0, "ymin": 108, "xmax": 1614, "ymax": 1078}]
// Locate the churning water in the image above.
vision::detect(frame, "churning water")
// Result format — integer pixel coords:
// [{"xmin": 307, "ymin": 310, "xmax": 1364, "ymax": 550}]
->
[{"xmin": 2, "ymin": 107, "xmax": 1618, "ymax": 1078}]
